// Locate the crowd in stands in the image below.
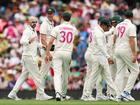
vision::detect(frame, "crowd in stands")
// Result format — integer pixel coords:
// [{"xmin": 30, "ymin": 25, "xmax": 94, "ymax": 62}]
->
[{"xmin": 0, "ymin": 0, "xmax": 140, "ymax": 91}]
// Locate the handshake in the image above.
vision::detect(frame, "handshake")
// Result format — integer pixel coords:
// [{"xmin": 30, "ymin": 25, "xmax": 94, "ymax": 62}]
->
[
  {"xmin": 108, "ymin": 57, "xmax": 114, "ymax": 64},
  {"xmin": 45, "ymin": 52, "xmax": 53, "ymax": 63}
]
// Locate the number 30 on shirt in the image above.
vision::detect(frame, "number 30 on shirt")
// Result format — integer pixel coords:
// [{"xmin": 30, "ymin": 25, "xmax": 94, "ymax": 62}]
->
[{"xmin": 59, "ymin": 31, "xmax": 73, "ymax": 43}]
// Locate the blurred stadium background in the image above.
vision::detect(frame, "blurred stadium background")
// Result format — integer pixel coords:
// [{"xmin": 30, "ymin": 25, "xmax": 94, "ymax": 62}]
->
[{"xmin": 0, "ymin": 0, "xmax": 140, "ymax": 100}]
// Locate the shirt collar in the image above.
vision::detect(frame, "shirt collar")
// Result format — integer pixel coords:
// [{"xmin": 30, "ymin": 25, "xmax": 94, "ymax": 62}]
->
[
  {"xmin": 46, "ymin": 17, "xmax": 54, "ymax": 26},
  {"xmin": 28, "ymin": 25, "xmax": 35, "ymax": 31},
  {"xmin": 62, "ymin": 21, "xmax": 70, "ymax": 24},
  {"xmin": 124, "ymin": 19, "xmax": 132, "ymax": 23}
]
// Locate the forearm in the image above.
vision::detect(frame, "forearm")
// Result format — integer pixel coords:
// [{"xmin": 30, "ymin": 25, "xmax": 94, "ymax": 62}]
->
[
  {"xmin": 129, "ymin": 37, "xmax": 136, "ymax": 55},
  {"xmin": 113, "ymin": 35, "xmax": 116, "ymax": 46},
  {"xmin": 46, "ymin": 42, "xmax": 53, "ymax": 54},
  {"xmin": 40, "ymin": 34, "xmax": 47, "ymax": 48}
]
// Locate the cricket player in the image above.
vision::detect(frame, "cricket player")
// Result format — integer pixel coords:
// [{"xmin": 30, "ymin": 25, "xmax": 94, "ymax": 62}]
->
[
  {"xmin": 96, "ymin": 16, "xmax": 121, "ymax": 100},
  {"xmin": 8, "ymin": 16, "xmax": 53, "ymax": 100},
  {"xmin": 45, "ymin": 12, "xmax": 78, "ymax": 101},
  {"xmin": 81, "ymin": 18, "xmax": 119, "ymax": 101},
  {"xmin": 114, "ymin": 10, "xmax": 139, "ymax": 101},
  {"xmin": 39, "ymin": 7, "xmax": 55, "ymax": 87}
]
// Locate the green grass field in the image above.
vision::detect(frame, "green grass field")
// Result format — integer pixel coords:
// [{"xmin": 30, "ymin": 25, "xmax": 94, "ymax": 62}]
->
[{"xmin": 0, "ymin": 99, "xmax": 140, "ymax": 105}]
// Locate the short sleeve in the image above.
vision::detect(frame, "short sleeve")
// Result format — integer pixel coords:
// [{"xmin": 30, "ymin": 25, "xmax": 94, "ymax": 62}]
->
[
  {"xmin": 129, "ymin": 24, "xmax": 136, "ymax": 37},
  {"xmin": 40, "ymin": 21, "xmax": 47, "ymax": 35},
  {"xmin": 50, "ymin": 27, "xmax": 57, "ymax": 38}
]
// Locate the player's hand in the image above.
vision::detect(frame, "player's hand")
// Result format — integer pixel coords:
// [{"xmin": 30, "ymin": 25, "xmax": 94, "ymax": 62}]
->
[
  {"xmin": 45, "ymin": 56, "xmax": 49, "ymax": 64},
  {"xmin": 48, "ymin": 54, "xmax": 53, "ymax": 61},
  {"xmin": 45, "ymin": 53, "xmax": 52, "ymax": 63},
  {"xmin": 108, "ymin": 57, "xmax": 114, "ymax": 64},
  {"xmin": 132, "ymin": 54, "xmax": 137, "ymax": 63}
]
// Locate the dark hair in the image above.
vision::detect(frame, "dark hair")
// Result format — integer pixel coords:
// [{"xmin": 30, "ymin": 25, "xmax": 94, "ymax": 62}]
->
[
  {"xmin": 124, "ymin": 10, "xmax": 133, "ymax": 18},
  {"xmin": 62, "ymin": 12, "xmax": 71, "ymax": 21},
  {"xmin": 100, "ymin": 18, "xmax": 111, "ymax": 26},
  {"xmin": 46, "ymin": 7, "xmax": 55, "ymax": 14}
]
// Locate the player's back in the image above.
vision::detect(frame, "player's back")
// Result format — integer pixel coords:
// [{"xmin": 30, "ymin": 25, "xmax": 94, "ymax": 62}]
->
[
  {"xmin": 87, "ymin": 25, "xmax": 107, "ymax": 56},
  {"xmin": 115, "ymin": 19, "xmax": 136, "ymax": 50},
  {"xmin": 51, "ymin": 22, "xmax": 77, "ymax": 52}
]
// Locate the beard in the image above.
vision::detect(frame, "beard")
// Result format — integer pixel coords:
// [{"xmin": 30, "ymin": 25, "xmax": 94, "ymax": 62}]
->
[{"xmin": 31, "ymin": 23, "xmax": 36, "ymax": 29}]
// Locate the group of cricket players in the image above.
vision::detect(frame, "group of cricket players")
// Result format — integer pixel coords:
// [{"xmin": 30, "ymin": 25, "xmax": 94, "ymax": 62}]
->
[{"xmin": 7, "ymin": 7, "xmax": 140, "ymax": 102}]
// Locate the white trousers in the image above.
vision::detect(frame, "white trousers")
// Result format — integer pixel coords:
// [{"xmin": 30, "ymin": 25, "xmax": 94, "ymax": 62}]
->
[
  {"xmin": 115, "ymin": 49, "xmax": 139, "ymax": 96},
  {"xmin": 53, "ymin": 51, "xmax": 71, "ymax": 96},
  {"xmin": 11, "ymin": 55, "xmax": 44, "ymax": 95},
  {"xmin": 40, "ymin": 49, "xmax": 52, "ymax": 87},
  {"xmin": 82, "ymin": 51, "xmax": 119, "ymax": 97},
  {"xmin": 96, "ymin": 47, "xmax": 118, "ymax": 96},
  {"xmin": 96, "ymin": 62, "xmax": 130, "ymax": 96}
]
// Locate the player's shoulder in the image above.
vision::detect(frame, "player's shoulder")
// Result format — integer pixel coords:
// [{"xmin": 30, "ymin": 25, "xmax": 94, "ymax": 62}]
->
[
  {"xmin": 40, "ymin": 20, "xmax": 48, "ymax": 26},
  {"xmin": 22, "ymin": 27, "xmax": 30, "ymax": 35},
  {"xmin": 54, "ymin": 24, "xmax": 60, "ymax": 29},
  {"xmin": 94, "ymin": 25, "xmax": 102, "ymax": 32},
  {"xmin": 131, "ymin": 23, "xmax": 136, "ymax": 28},
  {"xmin": 24, "ymin": 26, "xmax": 30, "ymax": 32},
  {"xmin": 52, "ymin": 25, "xmax": 59, "ymax": 32},
  {"xmin": 115, "ymin": 21, "xmax": 126, "ymax": 30},
  {"xmin": 72, "ymin": 25, "xmax": 77, "ymax": 30},
  {"xmin": 116, "ymin": 21, "xmax": 123, "ymax": 26},
  {"xmin": 130, "ymin": 23, "xmax": 137, "ymax": 31},
  {"xmin": 93, "ymin": 26, "xmax": 103, "ymax": 36},
  {"xmin": 41, "ymin": 18, "xmax": 52, "ymax": 25},
  {"xmin": 70, "ymin": 25, "xmax": 77, "ymax": 32},
  {"xmin": 124, "ymin": 20, "xmax": 136, "ymax": 29},
  {"xmin": 59, "ymin": 23, "xmax": 76, "ymax": 30}
]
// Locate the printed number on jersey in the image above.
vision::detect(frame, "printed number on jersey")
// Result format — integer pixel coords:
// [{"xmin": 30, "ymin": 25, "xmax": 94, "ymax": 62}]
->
[
  {"xmin": 59, "ymin": 31, "xmax": 73, "ymax": 43},
  {"xmin": 117, "ymin": 26, "xmax": 126, "ymax": 38}
]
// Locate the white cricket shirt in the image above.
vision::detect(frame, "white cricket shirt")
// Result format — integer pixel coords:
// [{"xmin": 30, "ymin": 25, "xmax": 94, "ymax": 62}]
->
[
  {"xmin": 115, "ymin": 19, "xmax": 137, "ymax": 51},
  {"xmin": 20, "ymin": 26, "xmax": 38, "ymax": 57},
  {"xmin": 50, "ymin": 21, "xmax": 78, "ymax": 52},
  {"xmin": 40, "ymin": 17, "xmax": 54, "ymax": 43},
  {"xmin": 87, "ymin": 25, "xmax": 110, "ymax": 58}
]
